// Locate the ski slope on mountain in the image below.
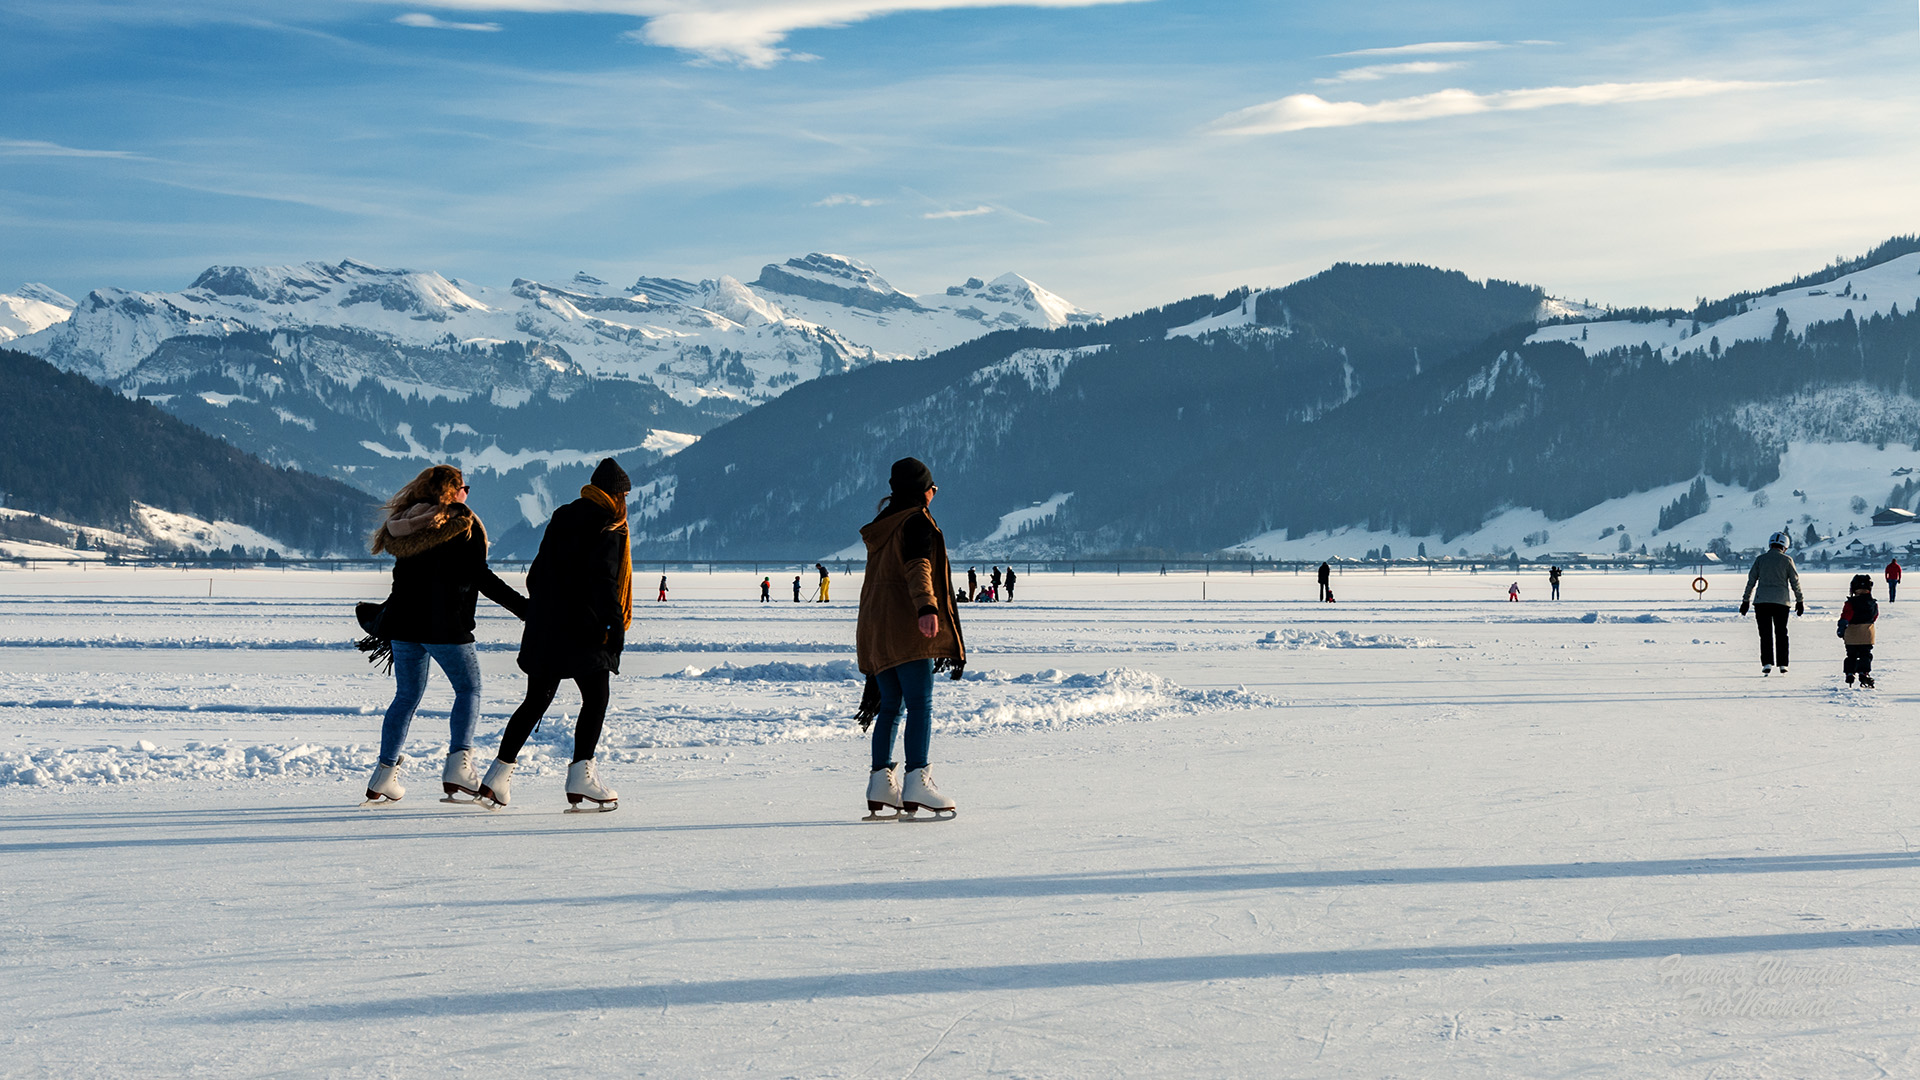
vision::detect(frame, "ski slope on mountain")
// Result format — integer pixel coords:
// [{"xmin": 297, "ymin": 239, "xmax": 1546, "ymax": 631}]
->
[{"xmin": 1528, "ymin": 252, "xmax": 1920, "ymax": 359}]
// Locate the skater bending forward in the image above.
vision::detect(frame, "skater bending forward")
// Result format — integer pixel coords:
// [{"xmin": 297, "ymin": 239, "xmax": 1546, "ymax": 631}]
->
[
  {"xmin": 1740, "ymin": 531, "xmax": 1804, "ymax": 675},
  {"xmin": 364, "ymin": 465, "xmax": 528, "ymax": 805},
  {"xmin": 1837, "ymin": 574, "xmax": 1879, "ymax": 688},
  {"xmin": 856, "ymin": 457, "xmax": 966, "ymax": 819},
  {"xmin": 480, "ymin": 458, "xmax": 634, "ymax": 811}
]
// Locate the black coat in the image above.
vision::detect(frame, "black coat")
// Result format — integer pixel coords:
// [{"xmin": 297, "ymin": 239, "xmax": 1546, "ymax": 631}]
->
[
  {"xmin": 380, "ymin": 505, "xmax": 527, "ymax": 645},
  {"xmin": 518, "ymin": 495, "xmax": 630, "ymax": 678}
]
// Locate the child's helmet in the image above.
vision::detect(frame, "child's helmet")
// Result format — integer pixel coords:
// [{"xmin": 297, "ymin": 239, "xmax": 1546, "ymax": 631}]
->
[
  {"xmin": 1768, "ymin": 531, "xmax": 1792, "ymax": 549},
  {"xmin": 1851, "ymin": 574, "xmax": 1874, "ymax": 592}
]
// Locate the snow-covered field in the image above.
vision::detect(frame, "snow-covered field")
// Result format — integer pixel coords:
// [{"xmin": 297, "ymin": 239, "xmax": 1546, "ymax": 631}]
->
[{"xmin": 5, "ymin": 564, "xmax": 1920, "ymax": 1076}]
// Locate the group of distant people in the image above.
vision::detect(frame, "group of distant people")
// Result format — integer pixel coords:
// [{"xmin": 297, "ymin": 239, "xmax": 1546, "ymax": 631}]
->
[{"xmin": 959, "ymin": 564, "xmax": 1015, "ymax": 603}]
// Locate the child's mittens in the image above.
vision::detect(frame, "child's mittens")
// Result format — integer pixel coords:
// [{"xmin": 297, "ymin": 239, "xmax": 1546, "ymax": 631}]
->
[{"xmin": 1836, "ymin": 619, "xmax": 1848, "ymax": 639}]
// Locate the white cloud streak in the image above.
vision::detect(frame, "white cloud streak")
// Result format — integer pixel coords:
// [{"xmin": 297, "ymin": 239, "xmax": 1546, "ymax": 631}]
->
[
  {"xmin": 384, "ymin": 0, "xmax": 1153, "ymax": 66},
  {"xmin": 395, "ymin": 12, "xmax": 504, "ymax": 30},
  {"xmin": 1331, "ymin": 40, "xmax": 1510, "ymax": 58},
  {"xmin": 0, "ymin": 138, "xmax": 144, "ymax": 159},
  {"xmin": 814, "ymin": 193, "xmax": 881, "ymax": 206},
  {"xmin": 1316, "ymin": 60, "xmax": 1463, "ymax": 85},
  {"xmin": 923, "ymin": 205, "xmax": 993, "ymax": 219},
  {"xmin": 1208, "ymin": 79, "xmax": 1793, "ymax": 136}
]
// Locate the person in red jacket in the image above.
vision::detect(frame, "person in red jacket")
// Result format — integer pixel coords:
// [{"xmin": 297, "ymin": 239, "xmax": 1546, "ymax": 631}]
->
[{"xmin": 1886, "ymin": 558, "xmax": 1902, "ymax": 603}]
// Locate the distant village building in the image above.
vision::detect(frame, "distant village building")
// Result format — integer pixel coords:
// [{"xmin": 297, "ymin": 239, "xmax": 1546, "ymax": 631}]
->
[{"xmin": 1871, "ymin": 507, "xmax": 1918, "ymax": 527}]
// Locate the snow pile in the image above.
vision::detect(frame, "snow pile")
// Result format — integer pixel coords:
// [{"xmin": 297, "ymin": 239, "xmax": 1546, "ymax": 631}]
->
[
  {"xmin": 667, "ymin": 660, "xmax": 863, "ymax": 681},
  {"xmin": 1254, "ymin": 629, "xmax": 1440, "ymax": 648},
  {"xmin": 0, "ymin": 741, "xmax": 374, "ymax": 787}
]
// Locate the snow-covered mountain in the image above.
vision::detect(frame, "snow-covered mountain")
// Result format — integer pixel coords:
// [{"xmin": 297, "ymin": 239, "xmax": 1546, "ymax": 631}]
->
[
  {"xmin": 0, "ymin": 283, "xmax": 76, "ymax": 345},
  {"xmin": 11, "ymin": 254, "xmax": 1095, "ymax": 548}
]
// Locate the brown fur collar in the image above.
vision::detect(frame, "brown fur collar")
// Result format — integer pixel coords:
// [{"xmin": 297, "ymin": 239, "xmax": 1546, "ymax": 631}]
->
[{"xmin": 374, "ymin": 502, "xmax": 485, "ymax": 558}]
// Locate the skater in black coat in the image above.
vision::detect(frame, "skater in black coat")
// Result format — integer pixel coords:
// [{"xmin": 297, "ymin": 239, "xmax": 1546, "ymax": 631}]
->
[
  {"xmin": 479, "ymin": 458, "xmax": 634, "ymax": 811},
  {"xmin": 1317, "ymin": 561, "xmax": 1332, "ymax": 602}
]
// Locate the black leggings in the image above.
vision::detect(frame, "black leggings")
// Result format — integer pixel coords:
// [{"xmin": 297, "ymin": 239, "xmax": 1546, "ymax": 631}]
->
[
  {"xmin": 497, "ymin": 670, "xmax": 610, "ymax": 763},
  {"xmin": 1845, "ymin": 644, "xmax": 1874, "ymax": 676},
  {"xmin": 1753, "ymin": 603, "xmax": 1790, "ymax": 668}
]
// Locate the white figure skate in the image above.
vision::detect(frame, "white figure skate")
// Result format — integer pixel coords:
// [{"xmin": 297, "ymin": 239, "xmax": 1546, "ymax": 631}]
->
[
  {"xmin": 565, "ymin": 759, "xmax": 618, "ymax": 813},
  {"xmin": 441, "ymin": 749, "xmax": 481, "ymax": 803},
  {"xmin": 476, "ymin": 758, "xmax": 514, "ymax": 810},
  {"xmin": 361, "ymin": 756, "xmax": 407, "ymax": 807},
  {"xmin": 900, "ymin": 766, "xmax": 955, "ymax": 820},
  {"xmin": 864, "ymin": 764, "xmax": 902, "ymax": 821}
]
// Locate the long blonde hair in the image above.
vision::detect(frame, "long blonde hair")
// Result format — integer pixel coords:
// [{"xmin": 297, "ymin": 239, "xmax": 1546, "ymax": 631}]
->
[
  {"xmin": 384, "ymin": 464, "xmax": 464, "ymax": 516},
  {"xmin": 369, "ymin": 465, "xmax": 465, "ymax": 554}
]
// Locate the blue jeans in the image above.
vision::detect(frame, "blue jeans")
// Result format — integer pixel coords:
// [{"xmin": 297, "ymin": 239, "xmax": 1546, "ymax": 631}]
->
[
  {"xmin": 379, "ymin": 641, "xmax": 482, "ymax": 766},
  {"xmin": 870, "ymin": 658, "xmax": 934, "ymax": 772}
]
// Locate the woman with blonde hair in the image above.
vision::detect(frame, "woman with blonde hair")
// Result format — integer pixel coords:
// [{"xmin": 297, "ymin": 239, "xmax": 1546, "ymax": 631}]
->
[{"xmin": 363, "ymin": 465, "xmax": 528, "ymax": 804}]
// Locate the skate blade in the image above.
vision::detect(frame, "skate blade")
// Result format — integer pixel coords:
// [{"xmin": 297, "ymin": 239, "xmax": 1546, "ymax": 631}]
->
[
  {"xmin": 439, "ymin": 795, "xmax": 482, "ymax": 805},
  {"xmin": 564, "ymin": 800, "xmax": 617, "ymax": 813},
  {"xmin": 862, "ymin": 810, "xmax": 901, "ymax": 821},
  {"xmin": 900, "ymin": 806, "xmax": 956, "ymax": 820},
  {"xmin": 357, "ymin": 796, "xmax": 401, "ymax": 808}
]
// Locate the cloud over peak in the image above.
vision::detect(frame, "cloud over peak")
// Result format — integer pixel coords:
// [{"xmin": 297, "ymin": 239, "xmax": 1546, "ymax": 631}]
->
[{"xmin": 1208, "ymin": 78, "xmax": 1791, "ymax": 136}]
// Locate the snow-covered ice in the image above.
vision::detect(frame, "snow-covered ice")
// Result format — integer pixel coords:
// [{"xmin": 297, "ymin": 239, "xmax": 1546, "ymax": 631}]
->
[{"xmin": 4, "ymin": 563, "xmax": 1919, "ymax": 1075}]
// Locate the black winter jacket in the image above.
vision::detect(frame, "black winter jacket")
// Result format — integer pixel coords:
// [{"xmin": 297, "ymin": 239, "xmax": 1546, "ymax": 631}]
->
[
  {"xmin": 518, "ymin": 494, "xmax": 631, "ymax": 678},
  {"xmin": 379, "ymin": 504, "xmax": 528, "ymax": 644}
]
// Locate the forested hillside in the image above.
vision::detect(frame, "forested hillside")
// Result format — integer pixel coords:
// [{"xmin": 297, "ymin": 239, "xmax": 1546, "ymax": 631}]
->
[{"xmin": 0, "ymin": 348, "xmax": 376, "ymax": 554}]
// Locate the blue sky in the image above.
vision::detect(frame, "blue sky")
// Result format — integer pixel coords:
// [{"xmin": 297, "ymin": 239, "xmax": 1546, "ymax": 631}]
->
[{"xmin": 2, "ymin": 0, "xmax": 1916, "ymax": 315}]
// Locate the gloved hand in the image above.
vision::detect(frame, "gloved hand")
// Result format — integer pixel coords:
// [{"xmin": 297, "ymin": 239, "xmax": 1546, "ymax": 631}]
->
[
  {"xmin": 1739, "ymin": 602, "xmax": 1750, "ymax": 616},
  {"xmin": 1795, "ymin": 601, "xmax": 1805, "ymax": 617}
]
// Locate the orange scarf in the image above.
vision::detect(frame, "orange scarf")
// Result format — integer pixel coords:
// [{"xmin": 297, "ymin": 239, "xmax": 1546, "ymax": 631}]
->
[{"xmin": 580, "ymin": 485, "xmax": 633, "ymax": 630}]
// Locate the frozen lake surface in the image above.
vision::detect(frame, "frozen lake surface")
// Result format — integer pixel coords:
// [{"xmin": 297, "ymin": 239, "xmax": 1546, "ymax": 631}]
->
[{"xmin": 3, "ymin": 563, "xmax": 1917, "ymax": 1076}]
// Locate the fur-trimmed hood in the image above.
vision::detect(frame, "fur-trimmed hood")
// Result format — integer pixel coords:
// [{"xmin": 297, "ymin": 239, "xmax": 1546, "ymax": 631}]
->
[{"xmin": 372, "ymin": 501, "xmax": 486, "ymax": 558}]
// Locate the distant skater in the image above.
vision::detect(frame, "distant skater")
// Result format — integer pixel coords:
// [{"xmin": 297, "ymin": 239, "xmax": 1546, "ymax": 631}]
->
[
  {"xmin": 1317, "ymin": 561, "xmax": 1331, "ymax": 602},
  {"xmin": 792, "ymin": 575, "xmax": 802, "ymax": 602},
  {"xmin": 1004, "ymin": 566, "xmax": 1017, "ymax": 602},
  {"xmin": 1837, "ymin": 574, "xmax": 1879, "ymax": 688},
  {"xmin": 990, "ymin": 566, "xmax": 1002, "ymax": 602},
  {"xmin": 1740, "ymin": 530, "xmax": 1805, "ymax": 676},
  {"xmin": 478, "ymin": 457, "xmax": 633, "ymax": 812},
  {"xmin": 656, "ymin": 575, "xmax": 668, "ymax": 602},
  {"xmin": 1508, "ymin": 582, "xmax": 1520, "ymax": 602},
  {"xmin": 856, "ymin": 457, "xmax": 964, "ymax": 820},
  {"xmin": 760, "ymin": 576, "xmax": 772, "ymax": 602},
  {"xmin": 1887, "ymin": 557, "xmax": 1902, "ymax": 603},
  {"xmin": 967, "ymin": 567, "xmax": 978, "ymax": 601},
  {"xmin": 362, "ymin": 465, "xmax": 528, "ymax": 805},
  {"xmin": 1548, "ymin": 564, "xmax": 1562, "ymax": 600},
  {"xmin": 814, "ymin": 562, "xmax": 831, "ymax": 603}
]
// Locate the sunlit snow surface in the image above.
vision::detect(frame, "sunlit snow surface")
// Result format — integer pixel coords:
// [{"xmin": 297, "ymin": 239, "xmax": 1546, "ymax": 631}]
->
[{"xmin": 4, "ymin": 564, "xmax": 1920, "ymax": 1076}]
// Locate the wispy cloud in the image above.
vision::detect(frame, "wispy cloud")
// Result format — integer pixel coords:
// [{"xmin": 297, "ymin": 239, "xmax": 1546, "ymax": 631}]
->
[
  {"xmin": 1208, "ymin": 79, "xmax": 1792, "ymax": 136},
  {"xmin": 1331, "ymin": 40, "xmax": 1513, "ymax": 58},
  {"xmin": 395, "ymin": 12, "xmax": 504, "ymax": 31},
  {"xmin": 387, "ymin": 1, "xmax": 1152, "ymax": 66},
  {"xmin": 923, "ymin": 205, "xmax": 993, "ymax": 219},
  {"xmin": 1316, "ymin": 60, "xmax": 1463, "ymax": 85},
  {"xmin": 0, "ymin": 138, "xmax": 144, "ymax": 159},
  {"xmin": 814, "ymin": 193, "xmax": 881, "ymax": 207}
]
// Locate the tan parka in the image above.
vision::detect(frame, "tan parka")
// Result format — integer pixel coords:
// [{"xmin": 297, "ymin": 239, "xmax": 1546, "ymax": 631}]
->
[{"xmin": 855, "ymin": 506, "xmax": 965, "ymax": 676}]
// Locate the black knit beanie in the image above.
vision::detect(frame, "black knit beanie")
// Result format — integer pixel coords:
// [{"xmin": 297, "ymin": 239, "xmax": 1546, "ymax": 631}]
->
[
  {"xmin": 889, "ymin": 457, "xmax": 933, "ymax": 498},
  {"xmin": 590, "ymin": 457, "xmax": 631, "ymax": 495}
]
